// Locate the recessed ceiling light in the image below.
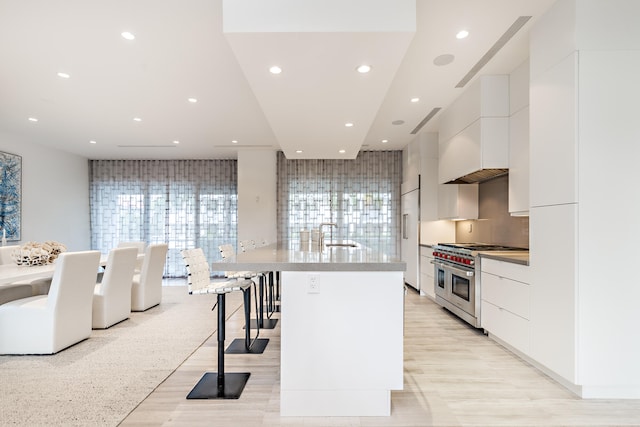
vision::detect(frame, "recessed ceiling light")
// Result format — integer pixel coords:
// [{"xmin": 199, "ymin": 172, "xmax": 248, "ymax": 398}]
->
[
  {"xmin": 433, "ymin": 54, "xmax": 455, "ymax": 66},
  {"xmin": 381, "ymin": 139, "xmax": 388, "ymax": 143},
  {"xmin": 89, "ymin": 140, "xmax": 97, "ymax": 144},
  {"xmin": 269, "ymin": 66, "xmax": 282, "ymax": 74},
  {"xmin": 295, "ymin": 150, "xmax": 303, "ymax": 154},
  {"xmin": 173, "ymin": 140, "xmax": 180, "ymax": 144},
  {"xmin": 456, "ymin": 30, "xmax": 469, "ymax": 39},
  {"xmin": 57, "ymin": 72, "xmax": 70, "ymax": 79},
  {"xmin": 356, "ymin": 64, "xmax": 371, "ymax": 73},
  {"xmin": 133, "ymin": 117, "xmax": 142, "ymax": 122},
  {"xmin": 339, "ymin": 149, "xmax": 346, "ymax": 154},
  {"xmin": 391, "ymin": 120, "xmax": 405, "ymax": 125},
  {"xmin": 188, "ymin": 98, "xmax": 197, "ymax": 103},
  {"xmin": 232, "ymin": 140, "xmax": 238, "ymax": 144},
  {"xmin": 121, "ymin": 31, "xmax": 135, "ymax": 40},
  {"xmin": 345, "ymin": 122, "xmax": 354, "ymax": 127},
  {"xmin": 410, "ymin": 97, "xmax": 420, "ymax": 103},
  {"xmin": 28, "ymin": 117, "xmax": 38, "ymax": 122}
]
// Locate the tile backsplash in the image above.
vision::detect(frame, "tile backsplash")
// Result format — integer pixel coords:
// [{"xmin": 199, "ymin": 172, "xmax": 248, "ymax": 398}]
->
[{"xmin": 455, "ymin": 175, "xmax": 529, "ymax": 248}]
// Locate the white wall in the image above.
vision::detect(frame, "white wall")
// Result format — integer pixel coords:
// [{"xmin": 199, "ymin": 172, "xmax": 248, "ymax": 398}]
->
[
  {"xmin": 0, "ymin": 132, "xmax": 90, "ymax": 251},
  {"xmin": 237, "ymin": 150, "xmax": 277, "ymax": 245}
]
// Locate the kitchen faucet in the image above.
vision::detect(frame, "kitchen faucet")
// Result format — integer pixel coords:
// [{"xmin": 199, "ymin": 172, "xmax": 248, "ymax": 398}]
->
[{"xmin": 319, "ymin": 222, "xmax": 337, "ymax": 245}]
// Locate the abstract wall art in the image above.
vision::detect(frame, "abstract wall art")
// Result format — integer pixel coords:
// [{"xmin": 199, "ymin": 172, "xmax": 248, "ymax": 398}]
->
[{"xmin": 0, "ymin": 151, "xmax": 21, "ymax": 241}]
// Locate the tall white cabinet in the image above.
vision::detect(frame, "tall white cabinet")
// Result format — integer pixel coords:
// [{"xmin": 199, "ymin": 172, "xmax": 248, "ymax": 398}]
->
[
  {"xmin": 409, "ymin": 133, "xmax": 455, "ymax": 245},
  {"xmin": 529, "ymin": 0, "xmax": 640, "ymax": 398},
  {"xmin": 508, "ymin": 60, "xmax": 530, "ymax": 216}
]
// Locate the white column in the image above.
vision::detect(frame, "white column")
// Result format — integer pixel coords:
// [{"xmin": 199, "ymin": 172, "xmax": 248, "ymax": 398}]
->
[{"xmin": 237, "ymin": 150, "xmax": 277, "ymax": 245}]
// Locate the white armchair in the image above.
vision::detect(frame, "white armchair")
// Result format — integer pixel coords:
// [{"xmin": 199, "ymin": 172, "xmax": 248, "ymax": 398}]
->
[
  {"xmin": 0, "ymin": 251, "xmax": 101, "ymax": 355},
  {"xmin": 92, "ymin": 247, "xmax": 138, "ymax": 329},
  {"xmin": 131, "ymin": 243, "xmax": 168, "ymax": 311}
]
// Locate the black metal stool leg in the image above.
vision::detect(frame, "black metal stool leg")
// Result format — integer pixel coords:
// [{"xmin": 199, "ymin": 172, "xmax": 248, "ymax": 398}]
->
[
  {"xmin": 267, "ymin": 271, "xmax": 280, "ymax": 313},
  {"xmin": 247, "ymin": 274, "xmax": 278, "ymax": 329},
  {"xmin": 225, "ymin": 281, "xmax": 269, "ymax": 354},
  {"xmin": 186, "ymin": 293, "xmax": 250, "ymax": 399}
]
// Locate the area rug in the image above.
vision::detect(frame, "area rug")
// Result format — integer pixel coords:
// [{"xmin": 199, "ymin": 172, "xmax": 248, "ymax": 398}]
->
[{"xmin": 0, "ymin": 285, "xmax": 242, "ymax": 426}]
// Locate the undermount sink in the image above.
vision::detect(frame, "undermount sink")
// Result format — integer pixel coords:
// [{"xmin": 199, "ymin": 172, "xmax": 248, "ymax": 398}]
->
[{"xmin": 325, "ymin": 243, "xmax": 357, "ymax": 248}]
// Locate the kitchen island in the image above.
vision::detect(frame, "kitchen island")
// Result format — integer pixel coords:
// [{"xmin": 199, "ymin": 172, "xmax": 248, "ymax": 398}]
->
[{"xmin": 212, "ymin": 241, "xmax": 405, "ymax": 417}]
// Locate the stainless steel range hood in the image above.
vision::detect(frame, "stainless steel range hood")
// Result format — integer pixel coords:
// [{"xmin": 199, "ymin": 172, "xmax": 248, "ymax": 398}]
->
[{"xmin": 444, "ymin": 168, "xmax": 508, "ymax": 184}]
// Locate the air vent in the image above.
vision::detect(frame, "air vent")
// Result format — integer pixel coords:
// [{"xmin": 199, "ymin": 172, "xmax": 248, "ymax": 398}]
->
[
  {"xmin": 213, "ymin": 144, "xmax": 274, "ymax": 148},
  {"xmin": 117, "ymin": 145, "xmax": 176, "ymax": 148},
  {"xmin": 410, "ymin": 107, "xmax": 441, "ymax": 134},
  {"xmin": 455, "ymin": 16, "xmax": 532, "ymax": 88}
]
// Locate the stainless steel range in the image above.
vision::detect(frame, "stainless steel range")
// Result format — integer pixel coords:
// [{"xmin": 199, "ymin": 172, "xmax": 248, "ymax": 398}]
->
[{"xmin": 432, "ymin": 243, "xmax": 525, "ymax": 328}]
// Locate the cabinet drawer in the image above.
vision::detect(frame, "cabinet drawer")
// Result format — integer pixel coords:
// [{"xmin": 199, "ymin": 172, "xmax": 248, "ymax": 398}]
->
[
  {"xmin": 420, "ymin": 246, "xmax": 434, "ymax": 257},
  {"xmin": 419, "ymin": 256, "xmax": 432, "ymax": 272},
  {"xmin": 481, "ymin": 257, "xmax": 530, "ymax": 284},
  {"xmin": 481, "ymin": 301, "xmax": 530, "ymax": 354},
  {"xmin": 481, "ymin": 272, "xmax": 530, "ymax": 319},
  {"xmin": 420, "ymin": 273, "xmax": 434, "ymax": 298}
]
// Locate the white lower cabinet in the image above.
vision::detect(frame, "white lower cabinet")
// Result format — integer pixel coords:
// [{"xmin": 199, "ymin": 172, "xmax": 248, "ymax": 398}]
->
[
  {"xmin": 481, "ymin": 258, "xmax": 531, "ymax": 355},
  {"xmin": 419, "ymin": 246, "xmax": 434, "ymax": 298}
]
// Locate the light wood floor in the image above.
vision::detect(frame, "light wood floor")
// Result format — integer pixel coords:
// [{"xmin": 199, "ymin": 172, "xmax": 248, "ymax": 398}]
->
[{"xmin": 121, "ymin": 284, "xmax": 640, "ymax": 426}]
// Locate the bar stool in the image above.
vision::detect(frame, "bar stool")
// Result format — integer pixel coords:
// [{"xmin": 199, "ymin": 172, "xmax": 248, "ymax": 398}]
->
[
  {"xmin": 220, "ymin": 244, "xmax": 277, "ymax": 330},
  {"xmin": 239, "ymin": 240, "xmax": 279, "ymax": 321},
  {"xmin": 181, "ymin": 248, "xmax": 256, "ymax": 399},
  {"xmin": 256, "ymin": 239, "xmax": 278, "ymax": 314}
]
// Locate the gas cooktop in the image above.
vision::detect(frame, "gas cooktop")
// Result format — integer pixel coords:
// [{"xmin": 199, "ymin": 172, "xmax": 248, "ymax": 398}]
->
[{"xmin": 436, "ymin": 243, "xmax": 527, "ymax": 251}]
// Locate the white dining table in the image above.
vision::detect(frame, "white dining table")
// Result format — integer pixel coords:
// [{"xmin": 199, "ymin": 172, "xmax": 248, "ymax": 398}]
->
[
  {"xmin": 0, "ymin": 263, "xmax": 58, "ymax": 286},
  {"xmin": 0, "ymin": 253, "xmax": 148, "ymax": 285},
  {"xmin": 0, "ymin": 253, "xmax": 134, "ymax": 288}
]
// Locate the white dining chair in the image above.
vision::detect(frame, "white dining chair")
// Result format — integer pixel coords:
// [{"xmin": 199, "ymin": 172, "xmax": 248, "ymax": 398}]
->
[
  {"xmin": 131, "ymin": 243, "xmax": 168, "ymax": 311},
  {"xmin": 92, "ymin": 246, "xmax": 138, "ymax": 329},
  {"xmin": 0, "ymin": 250, "xmax": 101, "ymax": 355},
  {"xmin": 117, "ymin": 241, "xmax": 145, "ymax": 273}
]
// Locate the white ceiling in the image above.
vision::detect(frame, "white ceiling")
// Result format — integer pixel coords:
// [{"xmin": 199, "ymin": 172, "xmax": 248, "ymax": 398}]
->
[{"xmin": 0, "ymin": 0, "xmax": 557, "ymax": 160}]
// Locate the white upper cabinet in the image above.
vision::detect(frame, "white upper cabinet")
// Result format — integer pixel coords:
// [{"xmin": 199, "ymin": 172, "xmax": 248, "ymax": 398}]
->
[
  {"xmin": 438, "ymin": 75, "xmax": 510, "ymax": 184},
  {"xmin": 509, "ymin": 60, "xmax": 530, "ymax": 216},
  {"xmin": 417, "ymin": 133, "xmax": 456, "ymax": 242},
  {"xmin": 529, "ymin": 53, "xmax": 578, "ymax": 207},
  {"xmin": 437, "ymin": 183, "xmax": 478, "ymax": 220}
]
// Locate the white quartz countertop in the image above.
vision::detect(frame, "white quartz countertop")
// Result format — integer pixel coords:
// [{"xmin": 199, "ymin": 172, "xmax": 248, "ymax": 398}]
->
[
  {"xmin": 211, "ymin": 240, "xmax": 405, "ymax": 272},
  {"xmin": 479, "ymin": 250, "xmax": 530, "ymax": 266}
]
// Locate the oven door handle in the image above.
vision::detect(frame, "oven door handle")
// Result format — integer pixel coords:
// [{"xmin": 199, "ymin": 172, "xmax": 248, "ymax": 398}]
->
[{"xmin": 430, "ymin": 260, "xmax": 474, "ymax": 277}]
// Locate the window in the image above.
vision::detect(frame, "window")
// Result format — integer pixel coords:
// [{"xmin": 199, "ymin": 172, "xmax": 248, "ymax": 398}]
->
[
  {"xmin": 89, "ymin": 160, "xmax": 237, "ymax": 277},
  {"xmin": 277, "ymin": 151, "xmax": 402, "ymax": 256}
]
